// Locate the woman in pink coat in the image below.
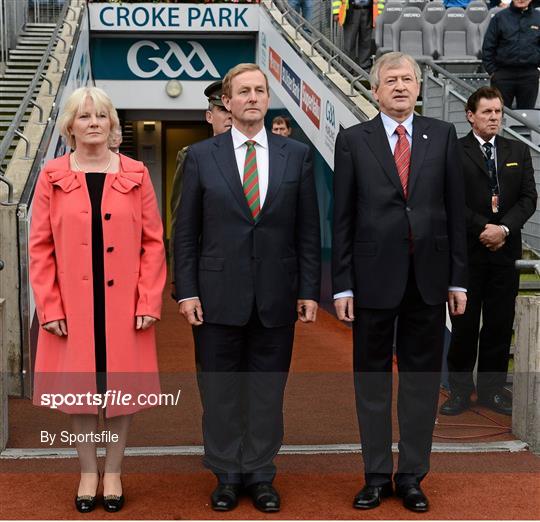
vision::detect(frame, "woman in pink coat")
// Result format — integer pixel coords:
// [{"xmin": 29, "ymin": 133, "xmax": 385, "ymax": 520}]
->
[{"xmin": 29, "ymin": 87, "xmax": 166, "ymax": 513}]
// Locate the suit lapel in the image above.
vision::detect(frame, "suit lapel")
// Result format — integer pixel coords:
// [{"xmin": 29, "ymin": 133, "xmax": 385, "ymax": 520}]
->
[
  {"xmin": 495, "ymin": 135, "xmax": 511, "ymax": 183},
  {"xmin": 462, "ymin": 131, "xmax": 490, "ymax": 177},
  {"xmin": 407, "ymin": 115, "xmax": 430, "ymax": 198},
  {"xmin": 363, "ymin": 114, "xmax": 404, "ymax": 197},
  {"xmin": 212, "ymin": 131, "xmax": 253, "ymax": 221},
  {"xmin": 259, "ymin": 133, "xmax": 287, "ymax": 220}
]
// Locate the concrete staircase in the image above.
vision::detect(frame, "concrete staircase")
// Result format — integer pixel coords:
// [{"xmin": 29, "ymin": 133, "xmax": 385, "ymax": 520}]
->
[{"xmin": 0, "ymin": 23, "xmax": 56, "ymax": 167}]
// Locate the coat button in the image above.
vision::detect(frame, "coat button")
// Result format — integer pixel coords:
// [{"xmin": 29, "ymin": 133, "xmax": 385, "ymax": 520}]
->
[
  {"xmin": 107, "ymin": 280, "xmax": 114, "ymax": 287},
  {"xmin": 107, "ymin": 246, "xmax": 114, "ymax": 253},
  {"xmin": 104, "ymin": 213, "xmax": 111, "ymax": 220},
  {"xmin": 406, "ymin": 206, "xmax": 411, "ymax": 212}
]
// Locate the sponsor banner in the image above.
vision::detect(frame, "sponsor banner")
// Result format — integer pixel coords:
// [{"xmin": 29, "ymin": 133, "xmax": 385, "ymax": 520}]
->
[
  {"xmin": 281, "ymin": 61, "xmax": 300, "ymax": 106},
  {"xmin": 268, "ymin": 47, "xmax": 281, "ymax": 82},
  {"xmin": 91, "ymin": 37, "xmax": 255, "ymax": 81},
  {"xmin": 301, "ymin": 81, "xmax": 321, "ymax": 129},
  {"xmin": 258, "ymin": 11, "xmax": 360, "ymax": 168},
  {"xmin": 89, "ymin": 3, "xmax": 259, "ymax": 32}
]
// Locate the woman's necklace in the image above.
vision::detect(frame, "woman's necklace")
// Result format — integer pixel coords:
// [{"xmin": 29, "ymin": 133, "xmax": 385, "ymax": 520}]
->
[{"xmin": 72, "ymin": 151, "xmax": 112, "ymax": 173}]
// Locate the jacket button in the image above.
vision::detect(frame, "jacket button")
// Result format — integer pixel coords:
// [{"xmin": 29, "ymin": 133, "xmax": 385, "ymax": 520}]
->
[
  {"xmin": 104, "ymin": 213, "xmax": 111, "ymax": 220},
  {"xmin": 107, "ymin": 246, "xmax": 114, "ymax": 253},
  {"xmin": 406, "ymin": 206, "xmax": 411, "ymax": 212},
  {"xmin": 107, "ymin": 280, "xmax": 114, "ymax": 287}
]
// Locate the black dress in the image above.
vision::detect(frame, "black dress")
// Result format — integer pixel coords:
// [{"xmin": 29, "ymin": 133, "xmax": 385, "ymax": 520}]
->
[{"xmin": 85, "ymin": 172, "xmax": 107, "ymax": 393}]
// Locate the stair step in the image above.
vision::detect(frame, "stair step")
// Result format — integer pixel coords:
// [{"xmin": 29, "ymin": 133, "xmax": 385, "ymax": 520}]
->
[
  {"xmin": 5, "ymin": 62, "xmax": 43, "ymax": 70},
  {"xmin": 6, "ymin": 56, "xmax": 43, "ymax": 63},
  {"xmin": 26, "ymin": 23, "xmax": 57, "ymax": 28},
  {"xmin": 10, "ymin": 48, "xmax": 45, "ymax": 54}
]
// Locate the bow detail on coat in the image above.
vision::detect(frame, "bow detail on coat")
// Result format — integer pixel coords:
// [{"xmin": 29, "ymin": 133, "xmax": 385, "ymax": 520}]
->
[
  {"xmin": 47, "ymin": 170, "xmax": 81, "ymax": 193},
  {"xmin": 111, "ymin": 171, "xmax": 143, "ymax": 193}
]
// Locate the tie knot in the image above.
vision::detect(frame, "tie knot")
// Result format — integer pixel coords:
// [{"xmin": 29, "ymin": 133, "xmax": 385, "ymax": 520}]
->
[
  {"xmin": 246, "ymin": 140, "xmax": 257, "ymax": 150},
  {"xmin": 395, "ymin": 125, "xmax": 407, "ymax": 137},
  {"xmin": 482, "ymin": 142, "xmax": 493, "ymax": 157}
]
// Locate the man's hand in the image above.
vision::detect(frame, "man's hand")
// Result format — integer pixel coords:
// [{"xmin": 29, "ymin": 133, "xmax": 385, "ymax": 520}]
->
[
  {"xmin": 448, "ymin": 291, "xmax": 467, "ymax": 316},
  {"xmin": 179, "ymin": 298, "xmax": 204, "ymax": 326},
  {"xmin": 297, "ymin": 299, "xmax": 318, "ymax": 323},
  {"xmin": 334, "ymin": 297, "xmax": 355, "ymax": 322},
  {"xmin": 136, "ymin": 315, "xmax": 157, "ymax": 330},
  {"xmin": 42, "ymin": 319, "xmax": 68, "ymax": 336},
  {"xmin": 479, "ymin": 224, "xmax": 506, "ymax": 251}
]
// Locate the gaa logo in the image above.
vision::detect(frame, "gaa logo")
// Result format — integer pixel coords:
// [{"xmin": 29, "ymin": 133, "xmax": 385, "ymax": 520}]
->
[
  {"xmin": 127, "ymin": 40, "xmax": 220, "ymax": 79},
  {"xmin": 325, "ymin": 100, "xmax": 335, "ymax": 129}
]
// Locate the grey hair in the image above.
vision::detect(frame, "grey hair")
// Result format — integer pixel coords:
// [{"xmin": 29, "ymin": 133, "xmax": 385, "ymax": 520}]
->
[{"xmin": 370, "ymin": 52, "xmax": 422, "ymax": 89}]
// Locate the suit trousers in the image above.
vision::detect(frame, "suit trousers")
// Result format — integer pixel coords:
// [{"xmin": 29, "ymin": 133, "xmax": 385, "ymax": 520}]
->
[
  {"xmin": 343, "ymin": 8, "xmax": 373, "ymax": 70},
  {"xmin": 491, "ymin": 68, "xmax": 539, "ymax": 110},
  {"xmin": 352, "ymin": 262, "xmax": 445, "ymax": 487},
  {"xmin": 193, "ymin": 308, "xmax": 294, "ymax": 487},
  {"xmin": 447, "ymin": 263, "xmax": 519, "ymax": 398}
]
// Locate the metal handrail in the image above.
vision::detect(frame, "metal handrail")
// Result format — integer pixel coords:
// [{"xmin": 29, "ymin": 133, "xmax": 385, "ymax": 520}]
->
[
  {"xmin": 516, "ymin": 259, "xmax": 540, "ymax": 277},
  {"xmin": 0, "ymin": 0, "xmax": 70, "ymax": 171},
  {"xmin": 18, "ymin": 3, "xmax": 87, "ymax": 207},
  {"xmin": 267, "ymin": 0, "xmax": 377, "ymax": 107},
  {"xmin": 428, "ymin": 61, "xmax": 540, "ymax": 136}
]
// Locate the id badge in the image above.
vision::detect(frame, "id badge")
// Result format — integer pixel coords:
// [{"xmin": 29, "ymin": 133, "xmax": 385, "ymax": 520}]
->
[{"xmin": 491, "ymin": 194, "xmax": 499, "ymax": 213}]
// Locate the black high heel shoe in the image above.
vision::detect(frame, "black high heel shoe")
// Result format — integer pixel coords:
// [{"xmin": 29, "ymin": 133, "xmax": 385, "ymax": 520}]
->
[
  {"xmin": 75, "ymin": 473, "xmax": 100, "ymax": 513},
  {"xmin": 103, "ymin": 494, "xmax": 125, "ymax": 512},
  {"xmin": 75, "ymin": 494, "xmax": 97, "ymax": 513}
]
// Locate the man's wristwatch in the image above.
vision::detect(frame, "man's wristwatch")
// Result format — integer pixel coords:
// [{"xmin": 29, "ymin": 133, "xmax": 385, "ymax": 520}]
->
[{"xmin": 499, "ymin": 225, "xmax": 510, "ymax": 237}]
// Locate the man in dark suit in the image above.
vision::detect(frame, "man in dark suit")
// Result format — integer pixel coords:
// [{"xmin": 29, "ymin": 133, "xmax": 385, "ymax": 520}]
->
[
  {"xmin": 332, "ymin": 52, "xmax": 467, "ymax": 513},
  {"xmin": 174, "ymin": 63, "xmax": 321, "ymax": 513},
  {"xmin": 440, "ymin": 86, "xmax": 537, "ymax": 417}
]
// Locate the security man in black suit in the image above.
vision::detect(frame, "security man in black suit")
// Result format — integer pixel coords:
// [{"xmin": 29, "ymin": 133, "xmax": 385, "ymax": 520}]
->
[{"xmin": 440, "ymin": 86, "xmax": 537, "ymax": 416}]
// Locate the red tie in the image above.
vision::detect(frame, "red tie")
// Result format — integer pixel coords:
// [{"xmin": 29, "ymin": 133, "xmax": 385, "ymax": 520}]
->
[{"xmin": 394, "ymin": 124, "xmax": 410, "ymax": 199}]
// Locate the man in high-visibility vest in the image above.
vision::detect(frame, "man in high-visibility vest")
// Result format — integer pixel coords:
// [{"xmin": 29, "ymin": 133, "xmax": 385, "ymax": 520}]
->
[{"xmin": 334, "ymin": 0, "xmax": 374, "ymax": 70}]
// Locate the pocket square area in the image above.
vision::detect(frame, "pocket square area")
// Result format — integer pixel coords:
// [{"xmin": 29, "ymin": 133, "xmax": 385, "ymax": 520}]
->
[{"xmin": 506, "ymin": 162, "xmax": 518, "ymax": 167}]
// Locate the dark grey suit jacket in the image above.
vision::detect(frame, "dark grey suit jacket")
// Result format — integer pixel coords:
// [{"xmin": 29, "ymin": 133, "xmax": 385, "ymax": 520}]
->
[
  {"xmin": 332, "ymin": 113, "xmax": 468, "ymax": 308},
  {"xmin": 174, "ymin": 129, "xmax": 321, "ymax": 327}
]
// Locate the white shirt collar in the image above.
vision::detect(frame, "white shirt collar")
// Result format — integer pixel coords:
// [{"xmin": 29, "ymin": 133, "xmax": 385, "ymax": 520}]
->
[
  {"xmin": 231, "ymin": 125, "xmax": 268, "ymax": 150},
  {"xmin": 472, "ymin": 132, "xmax": 496, "ymax": 148},
  {"xmin": 380, "ymin": 111, "xmax": 414, "ymax": 138}
]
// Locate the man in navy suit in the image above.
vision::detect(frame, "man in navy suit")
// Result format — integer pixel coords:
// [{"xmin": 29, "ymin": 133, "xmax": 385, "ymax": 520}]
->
[
  {"xmin": 332, "ymin": 52, "xmax": 468, "ymax": 512},
  {"xmin": 174, "ymin": 63, "xmax": 321, "ymax": 513}
]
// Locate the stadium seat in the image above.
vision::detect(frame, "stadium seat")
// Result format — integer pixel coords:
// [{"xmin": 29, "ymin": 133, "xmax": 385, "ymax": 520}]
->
[
  {"xmin": 479, "ymin": 6, "xmax": 503, "ymax": 41},
  {"xmin": 391, "ymin": 6, "xmax": 436, "ymax": 61},
  {"xmin": 435, "ymin": 7, "xmax": 482, "ymax": 61},
  {"xmin": 374, "ymin": 1, "xmax": 405, "ymax": 55},
  {"xmin": 423, "ymin": 1, "xmax": 447, "ymax": 27},
  {"xmin": 405, "ymin": 0, "xmax": 428, "ymax": 10}
]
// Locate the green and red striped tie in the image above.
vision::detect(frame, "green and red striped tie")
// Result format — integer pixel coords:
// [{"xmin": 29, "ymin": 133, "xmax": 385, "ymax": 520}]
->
[{"xmin": 243, "ymin": 140, "xmax": 260, "ymax": 220}]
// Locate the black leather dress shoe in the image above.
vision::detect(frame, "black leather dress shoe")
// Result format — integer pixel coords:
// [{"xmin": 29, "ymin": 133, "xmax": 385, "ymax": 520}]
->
[
  {"xmin": 103, "ymin": 494, "xmax": 125, "ymax": 513},
  {"xmin": 396, "ymin": 484, "xmax": 429, "ymax": 512},
  {"xmin": 248, "ymin": 482, "xmax": 280, "ymax": 512},
  {"xmin": 211, "ymin": 484, "xmax": 241, "ymax": 511},
  {"xmin": 439, "ymin": 394, "xmax": 471, "ymax": 415},
  {"xmin": 75, "ymin": 495, "xmax": 97, "ymax": 513},
  {"xmin": 477, "ymin": 391, "xmax": 512, "ymax": 415},
  {"xmin": 353, "ymin": 483, "xmax": 393, "ymax": 509}
]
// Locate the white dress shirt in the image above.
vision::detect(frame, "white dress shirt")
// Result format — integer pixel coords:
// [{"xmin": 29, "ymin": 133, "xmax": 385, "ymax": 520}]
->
[
  {"xmin": 231, "ymin": 125, "xmax": 269, "ymax": 207},
  {"xmin": 334, "ymin": 112, "xmax": 466, "ymax": 300},
  {"xmin": 473, "ymin": 132, "xmax": 497, "ymax": 170}
]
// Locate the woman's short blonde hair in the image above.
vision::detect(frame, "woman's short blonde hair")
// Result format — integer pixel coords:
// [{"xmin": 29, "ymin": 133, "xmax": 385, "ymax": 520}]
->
[{"xmin": 58, "ymin": 86, "xmax": 120, "ymax": 149}]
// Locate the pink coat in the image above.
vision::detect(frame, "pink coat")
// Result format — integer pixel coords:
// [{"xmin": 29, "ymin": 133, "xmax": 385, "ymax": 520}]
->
[{"xmin": 29, "ymin": 153, "xmax": 166, "ymax": 417}]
